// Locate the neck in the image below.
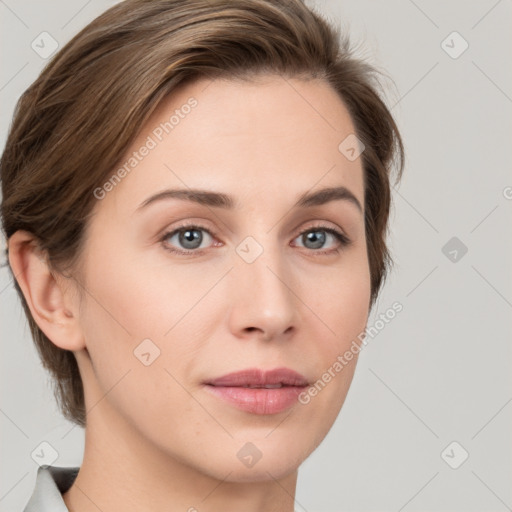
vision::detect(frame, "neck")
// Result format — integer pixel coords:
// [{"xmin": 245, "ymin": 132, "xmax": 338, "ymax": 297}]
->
[{"xmin": 62, "ymin": 400, "xmax": 299, "ymax": 512}]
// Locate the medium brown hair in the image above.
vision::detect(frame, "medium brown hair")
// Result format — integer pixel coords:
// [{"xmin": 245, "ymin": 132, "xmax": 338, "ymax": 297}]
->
[{"xmin": 1, "ymin": 0, "xmax": 404, "ymax": 427}]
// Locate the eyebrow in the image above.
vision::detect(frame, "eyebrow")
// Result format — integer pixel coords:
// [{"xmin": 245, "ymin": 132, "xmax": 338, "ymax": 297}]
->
[{"xmin": 136, "ymin": 185, "xmax": 363, "ymax": 215}]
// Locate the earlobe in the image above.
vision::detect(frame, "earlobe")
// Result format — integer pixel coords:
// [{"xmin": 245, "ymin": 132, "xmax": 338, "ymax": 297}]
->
[{"xmin": 7, "ymin": 230, "xmax": 86, "ymax": 352}]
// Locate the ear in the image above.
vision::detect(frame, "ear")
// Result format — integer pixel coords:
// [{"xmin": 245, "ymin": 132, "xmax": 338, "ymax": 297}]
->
[{"xmin": 7, "ymin": 230, "xmax": 85, "ymax": 351}]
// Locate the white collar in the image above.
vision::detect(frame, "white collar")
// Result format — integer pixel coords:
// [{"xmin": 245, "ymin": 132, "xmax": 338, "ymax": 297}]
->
[{"xmin": 23, "ymin": 465, "xmax": 79, "ymax": 512}]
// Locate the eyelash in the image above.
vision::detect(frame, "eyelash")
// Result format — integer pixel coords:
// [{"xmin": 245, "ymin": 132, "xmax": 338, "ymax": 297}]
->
[{"xmin": 160, "ymin": 222, "xmax": 352, "ymax": 257}]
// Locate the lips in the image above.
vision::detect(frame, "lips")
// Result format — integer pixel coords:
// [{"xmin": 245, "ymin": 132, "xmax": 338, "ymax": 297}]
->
[
  {"xmin": 204, "ymin": 367, "xmax": 309, "ymax": 388},
  {"xmin": 203, "ymin": 367, "xmax": 310, "ymax": 415}
]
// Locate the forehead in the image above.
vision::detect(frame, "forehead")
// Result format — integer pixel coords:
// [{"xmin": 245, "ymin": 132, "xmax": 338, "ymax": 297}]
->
[{"xmin": 97, "ymin": 75, "xmax": 365, "ymax": 217}]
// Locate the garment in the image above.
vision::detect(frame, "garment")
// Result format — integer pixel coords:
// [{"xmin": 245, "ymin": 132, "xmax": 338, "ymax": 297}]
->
[{"xmin": 23, "ymin": 465, "xmax": 79, "ymax": 512}]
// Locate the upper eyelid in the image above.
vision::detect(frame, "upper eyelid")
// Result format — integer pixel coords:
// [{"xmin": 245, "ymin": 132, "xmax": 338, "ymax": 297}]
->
[{"xmin": 162, "ymin": 220, "xmax": 346, "ymax": 236}]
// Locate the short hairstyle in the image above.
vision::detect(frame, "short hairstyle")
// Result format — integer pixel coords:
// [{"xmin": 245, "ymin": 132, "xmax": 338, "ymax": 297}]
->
[{"xmin": 1, "ymin": 0, "xmax": 404, "ymax": 427}]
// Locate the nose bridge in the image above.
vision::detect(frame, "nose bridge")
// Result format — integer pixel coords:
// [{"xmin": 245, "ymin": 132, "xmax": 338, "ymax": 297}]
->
[{"xmin": 231, "ymin": 231, "xmax": 297, "ymax": 338}]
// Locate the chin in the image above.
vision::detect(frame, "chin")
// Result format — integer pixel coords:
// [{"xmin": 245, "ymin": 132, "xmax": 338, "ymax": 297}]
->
[
  {"xmin": 217, "ymin": 459, "xmax": 301, "ymax": 484},
  {"xmin": 201, "ymin": 436, "xmax": 310, "ymax": 483}
]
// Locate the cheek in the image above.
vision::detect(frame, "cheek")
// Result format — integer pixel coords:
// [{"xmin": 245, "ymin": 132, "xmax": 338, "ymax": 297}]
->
[
  {"xmin": 77, "ymin": 249, "xmax": 208, "ymax": 399},
  {"xmin": 80, "ymin": 249, "xmax": 181, "ymax": 343},
  {"xmin": 296, "ymin": 269, "xmax": 369, "ymax": 447},
  {"xmin": 77, "ymin": 275, "xmax": 197, "ymax": 435},
  {"xmin": 306, "ymin": 256, "xmax": 371, "ymax": 345},
  {"xmin": 303, "ymin": 255, "xmax": 370, "ymax": 401}
]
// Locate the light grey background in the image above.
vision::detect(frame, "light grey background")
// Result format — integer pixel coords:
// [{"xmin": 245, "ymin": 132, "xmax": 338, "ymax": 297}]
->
[{"xmin": 1, "ymin": 1, "xmax": 511, "ymax": 511}]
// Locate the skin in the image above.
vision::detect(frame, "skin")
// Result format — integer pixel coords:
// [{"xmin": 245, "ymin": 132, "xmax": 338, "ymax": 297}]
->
[{"xmin": 9, "ymin": 74, "xmax": 371, "ymax": 512}]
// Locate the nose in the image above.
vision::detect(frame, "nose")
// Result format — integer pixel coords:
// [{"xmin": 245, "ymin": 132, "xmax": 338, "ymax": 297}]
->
[{"xmin": 228, "ymin": 243, "xmax": 298, "ymax": 343}]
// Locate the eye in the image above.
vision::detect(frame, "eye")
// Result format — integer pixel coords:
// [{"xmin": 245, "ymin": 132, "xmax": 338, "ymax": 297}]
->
[
  {"xmin": 161, "ymin": 223, "xmax": 216, "ymax": 255},
  {"xmin": 160, "ymin": 223, "xmax": 352, "ymax": 256},
  {"xmin": 292, "ymin": 224, "xmax": 351, "ymax": 255}
]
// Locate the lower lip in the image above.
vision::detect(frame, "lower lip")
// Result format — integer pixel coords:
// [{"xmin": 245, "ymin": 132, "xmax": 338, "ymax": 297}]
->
[{"xmin": 203, "ymin": 385, "xmax": 306, "ymax": 415}]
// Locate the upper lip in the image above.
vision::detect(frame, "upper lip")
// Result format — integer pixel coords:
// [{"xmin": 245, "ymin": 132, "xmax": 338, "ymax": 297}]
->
[{"xmin": 204, "ymin": 367, "xmax": 309, "ymax": 388}]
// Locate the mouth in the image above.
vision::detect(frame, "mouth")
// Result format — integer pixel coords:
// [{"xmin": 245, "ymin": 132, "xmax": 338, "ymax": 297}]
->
[
  {"xmin": 203, "ymin": 367, "xmax": 309, "ymax": 387},
  {"xmin": 203, "ymin": 367, "xmax": 310, "ymax": 415}
]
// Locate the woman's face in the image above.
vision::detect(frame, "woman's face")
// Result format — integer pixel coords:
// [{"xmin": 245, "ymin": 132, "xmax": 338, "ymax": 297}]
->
[{"xmin": 73, "ymin": 74, "xmax": 371, "ymax": 481}]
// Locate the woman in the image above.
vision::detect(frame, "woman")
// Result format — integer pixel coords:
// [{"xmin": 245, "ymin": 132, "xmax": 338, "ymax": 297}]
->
[{"xmin": 1, "ymin": 0, "xmax": 404, "ymax": 510}]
